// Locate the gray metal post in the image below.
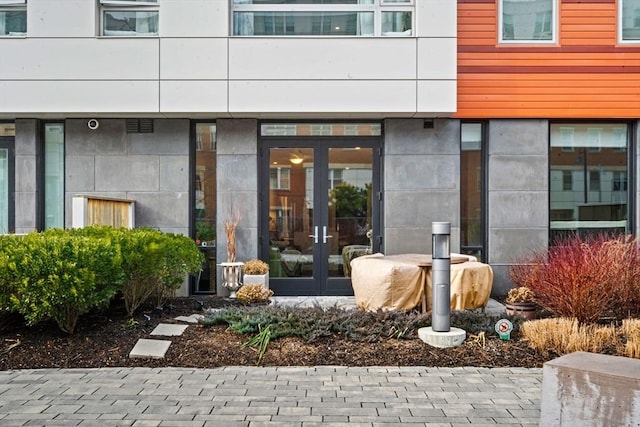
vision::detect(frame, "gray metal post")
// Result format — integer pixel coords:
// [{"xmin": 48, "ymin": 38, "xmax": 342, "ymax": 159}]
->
[{"xmin": 431, "ymin": 222, "xmax": 450, "ymax": 332}]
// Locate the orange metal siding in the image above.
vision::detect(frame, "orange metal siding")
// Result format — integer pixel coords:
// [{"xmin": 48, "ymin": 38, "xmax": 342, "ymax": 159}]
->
[{"xmin": 455, "ymin": 1, "xmax": 640, "ymax": 118}]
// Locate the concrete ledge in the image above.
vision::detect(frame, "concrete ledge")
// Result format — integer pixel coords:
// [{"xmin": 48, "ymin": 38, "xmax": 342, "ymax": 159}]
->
[{"xmin": 540, "ymin": 351, "xmax": 640, "ymax": 426}]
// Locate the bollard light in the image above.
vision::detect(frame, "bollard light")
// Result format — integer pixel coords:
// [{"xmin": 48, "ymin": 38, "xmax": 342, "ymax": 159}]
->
[{"xmin": 431, "ymin": 222, "xmax": 451, "ymax": 332}]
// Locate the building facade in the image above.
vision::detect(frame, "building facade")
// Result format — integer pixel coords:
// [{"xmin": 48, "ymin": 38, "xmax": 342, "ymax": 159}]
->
[{"xmin": 0, "ymin": 0, "xmax": 639, "ymax": 296}]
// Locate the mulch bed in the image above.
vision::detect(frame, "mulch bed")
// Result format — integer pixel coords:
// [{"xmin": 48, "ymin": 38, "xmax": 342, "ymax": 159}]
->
[{"xmin": 0, "ymin": 296, "xmax": 553, "ymax": 370}]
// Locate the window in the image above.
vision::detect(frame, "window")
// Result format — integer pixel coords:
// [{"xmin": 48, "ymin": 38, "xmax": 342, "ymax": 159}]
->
[
  {"xmin": 613, "ymin": 171, "xmax": 627, "ymax": 192},
  {"xmin": 0, "ymin": 0, "xmax": 26, "ymax": 37},
  {"xmin": 589, "ymin": 170, "xmax": 601, "ymax": 192},
  {"xmin": 270, "ymin": 167, "xmax": 291, "ymax": 190},
  {"xmin": 562, "ymin": 170, "xmax": 572, "ymax": 191},
  {"xmin": 500, "ymin": 0, "xmax": 556, "ymax": 43},
  {"xmin": 0, "ymin": 123, "xmax": 15, "ymax": 234},
  {"xmin": 193, "ymin": 123, "xmax": 216, "ymax": 293},
  {"xmin": 43, "ymin": 123, "xmax": 64, "ymax": 229},
  {"xmin": 232, "ymin": 0, "xmax": 413, "ymax": 37},
  {"xmin": 621, "ymin": 0, "xmax": 640, "ymax": 42},
  {"xmin": 100, "ymin": 0, "xmax": 158, "ymax": 36},
  {"xmin": 550, "ymin": 123, "xmax": 629, "ymax": 241},
  {"xmin": 460, "ymin": 123, "xmax": 485, "ymax": 262}
]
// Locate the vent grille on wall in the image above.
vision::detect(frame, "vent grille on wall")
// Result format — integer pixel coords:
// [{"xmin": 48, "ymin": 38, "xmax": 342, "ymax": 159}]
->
[{"xmin": 126, "ymin": 119, "xmax": 154, "ymax": 133}]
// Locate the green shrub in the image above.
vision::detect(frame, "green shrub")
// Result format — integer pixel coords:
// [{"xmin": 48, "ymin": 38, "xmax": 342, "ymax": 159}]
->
[
  {"xmin": 115, "ymin": 228, "xmax": 204, "ymax": 315},
  {"xmin": 6, "ymin": 231, "xmax": 123, "ymax": 333},
  {"xmin": 151, "ymin": 232, "xmax": 204, "ymax": 307},
  {"xmin": 0, "ymin": 226, "xmax": 204, "ymax": 331}
]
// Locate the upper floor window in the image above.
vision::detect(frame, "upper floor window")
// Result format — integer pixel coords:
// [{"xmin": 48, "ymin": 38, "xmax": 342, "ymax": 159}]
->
[
  {"xmin": 100, "ymin": 0, "xmax": 158, "ymax": 37},
  {"xmin": 620, "ymin": 0, "xmax": 640, "ymax": 42},
  {"xmin": 499, "ymin": 0, "xmax": 556, "ymax": 44},
  {"xmin": 0, "ymin": 0, "xmax": 26, "ymax": 37},
  {"xmin": 232, "ymin": 0, "xmax": 413, "ymax": 37}
]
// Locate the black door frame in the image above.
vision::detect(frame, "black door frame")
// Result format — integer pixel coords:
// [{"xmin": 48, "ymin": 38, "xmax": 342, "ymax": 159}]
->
[{"xmin": 259, "ymin": 135, "xmax": 382, "ymax": 296}]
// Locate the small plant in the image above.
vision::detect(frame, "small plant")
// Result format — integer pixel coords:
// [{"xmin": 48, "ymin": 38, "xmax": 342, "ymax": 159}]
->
[
  {"xmin": 242, "ymin": 324, "xmax": 272, "ymax": 365},
  {"xmin": 236, "ymin": 283, "xmax": 273, "ymax": 304},
  {"xmin": 243, "ymin": 259, "xmax": 269, "ymax": 275},
  {"xmin": 506, "ymin": 286, "xmax": 535, "ymax": 304}
]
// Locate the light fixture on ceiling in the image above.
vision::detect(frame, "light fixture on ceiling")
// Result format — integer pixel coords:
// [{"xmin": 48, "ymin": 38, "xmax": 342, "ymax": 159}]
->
[
  {"xmin": 289, "ymin": 151, "xmax": 305, "ymax": 165},
  {"xmin": 289, "ymin": 155, "xmax": 304, "ymax": 165}
]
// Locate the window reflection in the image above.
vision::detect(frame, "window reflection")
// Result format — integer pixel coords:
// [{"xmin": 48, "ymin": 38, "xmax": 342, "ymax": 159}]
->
[{"xmin": 550, "ymin": 123, "xmax": 628, "ymax": 241}]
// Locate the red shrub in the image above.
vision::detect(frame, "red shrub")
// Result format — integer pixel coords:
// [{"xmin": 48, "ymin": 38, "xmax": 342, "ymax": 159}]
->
[{"xmin": 508, "ymin": 234, "xmax": 640, "ymax": 323}]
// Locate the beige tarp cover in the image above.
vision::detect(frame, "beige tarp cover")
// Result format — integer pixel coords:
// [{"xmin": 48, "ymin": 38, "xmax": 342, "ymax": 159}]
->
[
  {"xmin": 351, "ymin": 254, "xmax": 493, "ymax": 312},
  {"xmin": 350, "ymin": 254, "xmax": 426, "ymax": 312}
]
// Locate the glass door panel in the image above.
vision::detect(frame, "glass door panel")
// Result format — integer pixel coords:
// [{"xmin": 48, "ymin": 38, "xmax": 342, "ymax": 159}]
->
[
  {"xmin": 327, "ymin": 147, "xmax": 373, "ymax": 278},
  {"xmin": 269, "ymin": 147, "xmax": 315, "ymax": 282},
  {"xmin": 0, "ymin": 136, "xmax": 14, "ymax": 234}
]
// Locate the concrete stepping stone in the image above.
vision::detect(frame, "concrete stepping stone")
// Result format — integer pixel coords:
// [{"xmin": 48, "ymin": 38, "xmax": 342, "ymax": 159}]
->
[
  {"xmin": 174, "ymin": 314, "xmax": 204, "ymax": 324},
  {"xmin": 150, "ymin": 323, "xmax": 189, "ymax": 336},
  {"xmin": 129, "ymin": 339, "xmax": 171, "ymax": 359}
]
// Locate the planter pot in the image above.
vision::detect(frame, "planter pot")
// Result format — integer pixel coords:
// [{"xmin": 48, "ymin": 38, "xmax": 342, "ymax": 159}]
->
[
  {"xmin": 220, "ymin": 262, "xmax": 244, "ymax": 298},
  {"xmin": 243, "ymin": 272, "xmax": 270, "ymax": 289},
  {"xmin": 505, "ymin": 302, "xmax": 537, "ymax": 320}
]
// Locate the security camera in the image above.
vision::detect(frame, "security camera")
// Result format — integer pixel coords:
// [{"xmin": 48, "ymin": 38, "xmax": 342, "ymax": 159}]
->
[{"xmin": 87, "ymin": 119, "xmax": 99, "ymax": 130}]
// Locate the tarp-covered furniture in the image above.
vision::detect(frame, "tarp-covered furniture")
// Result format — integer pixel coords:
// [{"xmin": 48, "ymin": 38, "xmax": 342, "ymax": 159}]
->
[{"xmin": 350, "ymin": 253, "xmax": 493, "ymax": 312}]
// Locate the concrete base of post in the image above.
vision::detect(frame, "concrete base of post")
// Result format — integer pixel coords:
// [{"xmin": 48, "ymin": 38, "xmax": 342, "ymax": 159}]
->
[{"xmin": 418, "ymin": 327, "xmax": 466, "ymax": 348}]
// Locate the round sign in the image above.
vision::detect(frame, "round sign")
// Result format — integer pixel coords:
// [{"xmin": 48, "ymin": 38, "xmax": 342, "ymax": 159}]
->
[{"xmin": 494, "ymin": 318, "xmax": 513, "ymax": 340}]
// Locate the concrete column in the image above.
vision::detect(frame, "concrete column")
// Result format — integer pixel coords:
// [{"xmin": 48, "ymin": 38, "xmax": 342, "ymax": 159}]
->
[
  {"xmin": 216, "ymin": 119, "xmax": 259, "ymax": 295},
  {"xmin": 383, "ymin": 118, "xmax": 460, "ymax": 254},
  {"xmin": 487, "ymin": 119, "xmax": 549, "ymax": 295},
  {"xmin": 14, "ymin": 119, "xmax": 38, "ymax": 234}
]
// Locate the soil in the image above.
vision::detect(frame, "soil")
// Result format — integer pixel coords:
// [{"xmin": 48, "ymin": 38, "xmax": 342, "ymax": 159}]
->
[{"xmin": 0, "ymin": 296, "xmax": 554, "ymax": 371}]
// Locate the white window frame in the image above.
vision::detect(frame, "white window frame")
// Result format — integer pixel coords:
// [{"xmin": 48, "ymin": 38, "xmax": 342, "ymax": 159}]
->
[
  {"xmin": 619, "ymin": 0, "xmax": 640, "ymax": 43},
  {"xmin": 270, "ymin": 167, "xmax": 291, "ymax": 191},
  {"xmin": 498, "ymin": 0, "xmax": 557, "ymax": 44},
  {"xmin": 99, "ymin": 0, "xmax": 159, "ymax": 37},
  {"xmin": 0, "ymin": 0, "xmax": 26, "ymax": 37},
  {"xmin": 231, "ymin": 0, "xmax": 413, "ymax": 37}
]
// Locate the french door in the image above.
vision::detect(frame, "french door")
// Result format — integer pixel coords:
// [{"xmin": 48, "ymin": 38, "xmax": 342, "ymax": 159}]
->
[{"xmin": 261, "ymin": 137, "xmax": 381, "ymax": 296}]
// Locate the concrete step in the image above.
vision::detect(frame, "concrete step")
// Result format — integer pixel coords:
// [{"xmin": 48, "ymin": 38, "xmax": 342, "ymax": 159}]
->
[{"xmin": 129, "ymin": 339, "xmax": 172, "ymax": 359}]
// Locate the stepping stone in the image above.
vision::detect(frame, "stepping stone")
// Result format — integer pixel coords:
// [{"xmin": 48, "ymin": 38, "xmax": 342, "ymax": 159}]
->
[
  {"xmin": 150, "ymin": 323, "xmax": 189, "ymax": 336},
  {"xmin": 174, "ymin": 314, "xmax": 204, "ymax": 324},
  {"xmin": 129, "ymin": 339, "xmax": 171, "ymax": 359}
]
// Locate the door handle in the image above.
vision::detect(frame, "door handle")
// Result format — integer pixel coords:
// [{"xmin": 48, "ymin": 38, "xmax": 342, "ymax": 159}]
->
[
  {"xmin": 322, "ymin": 226, "xmax": 333, "ymax": 244},
  {"xmin": 308, "ymin": 226, "xmax": 318, "ymax": 243}
]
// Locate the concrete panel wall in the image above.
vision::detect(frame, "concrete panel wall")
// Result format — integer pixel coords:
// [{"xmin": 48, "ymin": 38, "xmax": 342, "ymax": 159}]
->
[
  {"xmin": 216, "ymin": 119, "xmax": 259, "ymax": 295},
  {"xmin": 14, "ymin": 119, "xmax": 37, "ymax": 234},
  {"xmin": 64, "ymin": 118, "xmax": 190, "ymax": 235},
  {"xmin": 487, "ymin": 119, "xmax": 549, "ymax": 295},
  {"xmin": 383, "ymin": 118, "xmax": 460, "ymax": 255}
]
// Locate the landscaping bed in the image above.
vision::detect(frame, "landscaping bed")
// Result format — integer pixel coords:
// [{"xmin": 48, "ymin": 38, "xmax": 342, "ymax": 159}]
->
[{"xmin": 0, "ymin": 296, "xmax": 553, "ymax": 370}]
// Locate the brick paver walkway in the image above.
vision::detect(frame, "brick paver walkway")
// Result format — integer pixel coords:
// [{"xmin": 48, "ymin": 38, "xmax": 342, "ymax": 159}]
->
[{"xmin": 0, "ymin": 366, "xmax": 541, "ymax": 426}]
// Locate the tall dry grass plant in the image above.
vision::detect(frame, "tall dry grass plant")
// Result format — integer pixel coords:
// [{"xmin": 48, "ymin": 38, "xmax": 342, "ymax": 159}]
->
[
  {"xmin": 622, "ymin": 319, "xmax": 640, "ymax": 359},
  {"xmin": 224, "ymin": 209, "xmax": 241, "ymax": 263},
  {"xmin": 521, "ymin": 318, "xmax": 639, "ymax": 358}
]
